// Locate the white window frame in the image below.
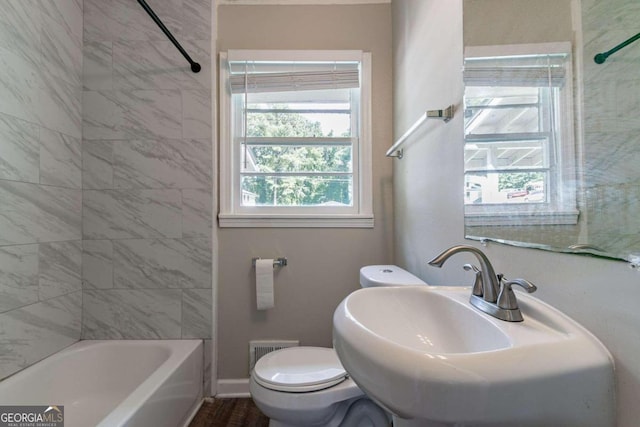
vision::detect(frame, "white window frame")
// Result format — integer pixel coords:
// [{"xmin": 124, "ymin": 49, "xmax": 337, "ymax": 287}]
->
[
  {"xmin": 463, "ymin": 42, "xmax": 579, "ymax": 226},
  {"xmin": 218, "ymin": 50, "xmax": 373, "ymax": 228}
]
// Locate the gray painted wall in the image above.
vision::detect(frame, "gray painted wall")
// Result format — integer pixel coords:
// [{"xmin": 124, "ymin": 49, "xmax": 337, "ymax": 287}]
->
[
  {"xmin": 392, "ymin": 0, "xmax": 640, "ymax": 425},
  {"xmin": 217, "ymin": 4, "xmax": 393, "ymax": 379},
  {"xmin": 0, "ymin": 0, "xmax": 83, "ymax": 380}
]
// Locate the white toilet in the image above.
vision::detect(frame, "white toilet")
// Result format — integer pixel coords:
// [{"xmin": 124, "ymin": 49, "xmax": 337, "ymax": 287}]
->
[{"xmin": 250, "ymin": 265, "xmax": 427, "ymax": 427}]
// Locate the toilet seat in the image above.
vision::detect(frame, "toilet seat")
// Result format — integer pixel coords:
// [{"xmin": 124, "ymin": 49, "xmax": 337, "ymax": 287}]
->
[{"xmin": 253, "ymin": 347, "xmax": 348, "ymax": 392}]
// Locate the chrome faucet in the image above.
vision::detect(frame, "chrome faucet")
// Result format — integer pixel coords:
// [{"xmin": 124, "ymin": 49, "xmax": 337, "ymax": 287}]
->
[
  {"xmin": 428, "ymin": 245, "xmax": 537, "ymax": 322},
  {"xmin": 429, "ymin": 245, "xmax": 501, "ymax": 302}
]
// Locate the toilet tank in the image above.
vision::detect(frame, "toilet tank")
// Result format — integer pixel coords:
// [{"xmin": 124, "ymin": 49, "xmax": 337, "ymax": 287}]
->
[{"xmin": 359, "ymin": 265, "xmax": 427, "ymax": 288}]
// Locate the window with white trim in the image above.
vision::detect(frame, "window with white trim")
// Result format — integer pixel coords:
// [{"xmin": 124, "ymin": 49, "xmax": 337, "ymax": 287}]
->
[
  {"xmin": 463, "ymin": 43, "xmax": 578, "ymax": 226},
  {"xmin": 219, "ymin": 50, "xmax": 373, "ymax": 228}
]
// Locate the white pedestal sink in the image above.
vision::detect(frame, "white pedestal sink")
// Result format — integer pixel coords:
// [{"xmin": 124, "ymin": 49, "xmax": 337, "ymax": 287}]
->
[{"xmin": 333, "ymin": 285, "xmax": 615, "ymax": 427}]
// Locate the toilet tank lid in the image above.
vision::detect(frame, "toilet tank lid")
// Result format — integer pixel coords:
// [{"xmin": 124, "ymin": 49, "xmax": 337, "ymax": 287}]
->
[
  {"xmin": 360, "ymin": 265, "xmax": 427, "ymax": 288},
  {"xmin": 253, "ymin": 347, "xmax": 347, "ymax": 393}
]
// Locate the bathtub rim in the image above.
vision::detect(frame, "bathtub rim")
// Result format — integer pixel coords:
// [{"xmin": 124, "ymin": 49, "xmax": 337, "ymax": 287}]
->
[{"xmin": 0, "ymin": 339, "xmax": 205, "ymax": 427}]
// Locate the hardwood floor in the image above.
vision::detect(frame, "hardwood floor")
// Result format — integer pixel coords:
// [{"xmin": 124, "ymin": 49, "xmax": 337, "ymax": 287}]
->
[{"xmin": 189, "ymin": 398, "xmax": 270, "ymax": 427}]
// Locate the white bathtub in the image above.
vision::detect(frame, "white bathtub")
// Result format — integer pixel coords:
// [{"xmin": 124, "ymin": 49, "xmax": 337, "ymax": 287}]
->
[{"xmin": 0, "ymin": 340, "xmax": 203, "ymax": 427}]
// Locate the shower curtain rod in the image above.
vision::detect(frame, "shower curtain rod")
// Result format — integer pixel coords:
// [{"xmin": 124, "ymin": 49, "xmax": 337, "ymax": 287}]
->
[
  {"xmin": 594, "ymin": 31, "xmax": 640, "ymax": 64},
  {"xmin": 137, "ymin": 0, "xmax": 201, "ymax": 73}
]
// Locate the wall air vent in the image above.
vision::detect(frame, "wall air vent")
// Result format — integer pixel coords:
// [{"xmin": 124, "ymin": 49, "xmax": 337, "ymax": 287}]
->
[{"xmin": 249, "ymin": 340, "xmax": 299, "ymax": 372}]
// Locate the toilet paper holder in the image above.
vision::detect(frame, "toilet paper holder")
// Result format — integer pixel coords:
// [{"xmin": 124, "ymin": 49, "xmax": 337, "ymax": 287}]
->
[{"xmin": 252, "ymin": 257, "xmax": 288, "ymax": 268}]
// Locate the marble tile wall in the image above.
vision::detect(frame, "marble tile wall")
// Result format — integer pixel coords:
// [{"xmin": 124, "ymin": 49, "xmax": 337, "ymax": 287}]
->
[
  {"xmin": 81, "ymin": 0, "xmax": 213, "ymax": 343},
  {"xmin": 581, "ymin": 0, "xmax": 640, "ymax": 257},
  {"xmin": 0, "ymin": 0, "xmax": 83, "ymax": 379}
]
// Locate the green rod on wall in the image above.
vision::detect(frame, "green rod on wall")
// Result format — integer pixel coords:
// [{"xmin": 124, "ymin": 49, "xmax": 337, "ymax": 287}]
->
[{"xmin": 594, "ymin": 31, "xmax": 640, "ymax": 64}]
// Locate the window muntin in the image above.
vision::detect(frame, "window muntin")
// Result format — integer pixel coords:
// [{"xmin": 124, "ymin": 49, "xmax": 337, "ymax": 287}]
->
[
  {"xmin": 219, "ymin": 50, "xmax": 373, "ymax": 227},
  {"xmin": 464, "ymin": 85, "xmax": 553, "ymax": 205},
  {"xmin": 463, "ymin": 45, "xmax": 577, "ymax": 223},
  {"xmin": 237, "ymin": 87, "xmax": 357, "ymax": 207}
]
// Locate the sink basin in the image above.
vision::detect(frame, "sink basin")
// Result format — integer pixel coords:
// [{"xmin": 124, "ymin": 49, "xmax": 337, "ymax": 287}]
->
[{"xmin": 333, "ymin": 286, "xmax": 615, "ymax": 427}]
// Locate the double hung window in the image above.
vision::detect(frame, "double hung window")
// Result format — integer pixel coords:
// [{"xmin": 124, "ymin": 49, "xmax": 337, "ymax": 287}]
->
[
  {"xmin": 463, "ymin": 43, "xmax": 578, "ymax": 225},
  {"xmin": 219, "ymin": 50, "xmax": 373, "ymax": 227}
]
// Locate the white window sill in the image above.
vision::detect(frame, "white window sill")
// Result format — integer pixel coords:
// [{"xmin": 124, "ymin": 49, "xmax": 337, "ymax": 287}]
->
[
  {"xmin": 218, "ymin": 214, "xmax": 374, "ymax": 228},
  {"xmin": 464, "ymin": 209, "xmax": 579, "ymax": 226}
]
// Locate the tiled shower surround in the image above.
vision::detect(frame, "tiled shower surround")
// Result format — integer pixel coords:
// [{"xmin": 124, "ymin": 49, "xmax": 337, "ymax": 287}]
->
[
  {"xmin": 0, "ymin": 0, "xmax": 83, "ymax": 379},
  {"xmin": 0, "ymin": 0, "xmax": 213, "ymax": 381},
  {"xmin": 81, "ymin": 0, "xmax": 213, "ymax": 340},
  {"xmin": 581, "ymin": 0, "xmax": 640, "ymax": 256}
]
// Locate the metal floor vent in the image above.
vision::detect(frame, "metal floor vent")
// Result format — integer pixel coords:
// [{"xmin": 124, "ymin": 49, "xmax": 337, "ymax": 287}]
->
[{"xmin": 249, "ymin": 340, "xmax": 299, "ymax": 372}]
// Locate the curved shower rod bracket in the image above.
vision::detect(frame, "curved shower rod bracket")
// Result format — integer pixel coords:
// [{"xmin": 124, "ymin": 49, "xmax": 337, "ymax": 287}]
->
[
  {"xmin": 137, "ymin": 0, "xmax": 201, "ymax": 73},
  {"xmin": 594, "ymin": 31, "xmax": 640, "ymax": 64}
]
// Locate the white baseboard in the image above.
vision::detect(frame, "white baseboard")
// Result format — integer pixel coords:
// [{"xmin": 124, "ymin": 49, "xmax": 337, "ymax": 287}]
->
[{"xmin": 216, "ymin": 378, "xmax": 251, "ymax": 398}]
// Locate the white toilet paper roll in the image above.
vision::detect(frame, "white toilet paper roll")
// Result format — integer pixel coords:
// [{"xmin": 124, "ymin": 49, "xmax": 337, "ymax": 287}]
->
[{"xmin": 256, "ymin": 259, "xmax": 274, "ymax": 310}]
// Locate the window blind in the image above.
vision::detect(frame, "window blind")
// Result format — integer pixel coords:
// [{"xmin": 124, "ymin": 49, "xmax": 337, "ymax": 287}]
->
[
  {"xmin": 229, "ymin": 63, "xmax": 360, "ymax": 94},
  {"xmin": 464, "ymin": 54, "xmax": 568, "ymax": 87}
]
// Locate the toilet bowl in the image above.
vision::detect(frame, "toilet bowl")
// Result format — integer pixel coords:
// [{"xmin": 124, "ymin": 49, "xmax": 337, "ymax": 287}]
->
[
  {"xmin": 250, "ymin": 265, "xmax": 427, "ymax": 427},
  {"xmin": 250, "ymin": 347, "xmax": 388, "ymax": 427}
]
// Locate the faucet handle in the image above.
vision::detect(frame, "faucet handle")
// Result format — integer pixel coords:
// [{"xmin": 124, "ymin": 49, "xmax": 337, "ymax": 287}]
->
[
  {"xmin": 462, "ymin": 264, "xmax": 483, "ymax": 297},
  {"xmin": 497, "ymin": 277, "xmax": 537, "ymax": 310}
]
